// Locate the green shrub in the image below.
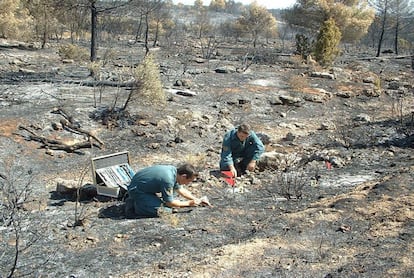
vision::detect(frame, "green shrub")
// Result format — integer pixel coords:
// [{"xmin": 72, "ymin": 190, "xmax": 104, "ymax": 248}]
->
[
  {"xmin": 123, "ymin": 53, "xmax": 166, "ymax": 111},
  {"xmin": 101, "ymin": 48, "xmax": 116, "ymax": 66},
  {"xmin": 295, "ymin": 34, "xmax": 311, "ymax": 60},
  {"xmin": 314, "ymin": 18, "xmax": 341, "ymax": 67},
  {"xmin": 87, "ymin": 61, "xmax": 101, "ymax": 78},
  {"xmin": 134, "ymin": 53, "xmax": 166, "ymax": 106}
]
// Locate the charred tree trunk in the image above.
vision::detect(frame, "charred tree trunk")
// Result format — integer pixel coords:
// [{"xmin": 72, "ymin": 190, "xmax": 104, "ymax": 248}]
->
[
  {"xmin": 134, "ymin": 16, "xmax": 144, "ymax": 42},
  {"xmin": 411, "ymin": 53, "xmax": 414, "ymax": 70},
  {"xmin": 144, "ymin": 13, "xmax": 150, "ymax": 55},
  {"xmin": 376, "ymin": 0, "xmax": 388, "ymax": 57},
  {"xmin": 153, "ymin": 20, "xmax": 160, "ymax": 47},
  {"xmin": 394, "ymin": 17, "xmax": 399, "ymax": 55},
  {"xmin": 41, "ymin": 7, "xmax": 47, "ymax": 49},
  {"xmin": 90, "ymin": 1, "xmax": 98, "ymax": 62}
]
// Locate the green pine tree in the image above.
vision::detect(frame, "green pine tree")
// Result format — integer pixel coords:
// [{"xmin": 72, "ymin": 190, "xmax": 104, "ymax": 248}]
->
[
  {"xmin": 123, "ymin": 53, "xmax": 166, "ymax": 110},
  {"xmin": 314, "ymin": 18, "xmax": 341, "ymax": 67}
]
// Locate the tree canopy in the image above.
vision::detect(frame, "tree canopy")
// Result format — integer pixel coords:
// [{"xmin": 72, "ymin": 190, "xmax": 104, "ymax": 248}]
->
[
  {"xmin": 0, "ymin": 0, "xmax": 33, "ymax": 40},
  {"xmin": 236, "ymin": 1, "xmax": 277, "ymax": 47},
  {"xmin": 284, "ymin": 0, "xmax": 375, "ymax": 43}
]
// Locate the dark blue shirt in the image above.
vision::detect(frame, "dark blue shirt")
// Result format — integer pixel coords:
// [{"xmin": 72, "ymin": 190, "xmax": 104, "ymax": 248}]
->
[
  {"xmin": 220, "ymin": 128, "xmax": 264, "ymax": 168},
  {"xmin": 127, "ymin": 165, "xmax": 182, "ymax": 203}
]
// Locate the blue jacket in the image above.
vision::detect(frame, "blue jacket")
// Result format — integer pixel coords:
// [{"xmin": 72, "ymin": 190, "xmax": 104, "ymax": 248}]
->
[
  {"xmin": 127, "ymin": 165, "xmax": 181, "ymax": 203},
  {"xmin": 220, "ymin": 128, "xmax": 264, "ymax": 168}
]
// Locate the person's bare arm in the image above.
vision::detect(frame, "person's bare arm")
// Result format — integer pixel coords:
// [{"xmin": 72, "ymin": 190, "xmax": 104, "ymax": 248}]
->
[
  {"xmin": 166, "ymin": 199, "xmax": 197, "ymax": 208},
  {"xmin": 228, "ymin": 164, "xmax": 237, "ymax": 178},
  {"xmin": 177, "ymin": 187, "xmax": 201, "ymax": 202},
  {"xmin": 164, "ymin": 187, "xmax": 201, "ymax": 208}
]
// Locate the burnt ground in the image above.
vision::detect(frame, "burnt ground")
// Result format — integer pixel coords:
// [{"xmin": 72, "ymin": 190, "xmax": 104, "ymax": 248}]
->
[{"xmin": 0, "ymin": 40, "xmax": 413, "ymax": 278}]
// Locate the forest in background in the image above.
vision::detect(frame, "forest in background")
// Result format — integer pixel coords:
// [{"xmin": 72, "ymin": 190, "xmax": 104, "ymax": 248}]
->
[{"xmin": 0, "ymin": 0, "xmax": 413, "ymax": 65}]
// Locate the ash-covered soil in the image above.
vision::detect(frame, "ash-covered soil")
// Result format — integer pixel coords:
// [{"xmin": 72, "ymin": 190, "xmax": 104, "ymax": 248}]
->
[{"xmin": 0, "ymin": 41, "xmax": 413, "ymax": 278}]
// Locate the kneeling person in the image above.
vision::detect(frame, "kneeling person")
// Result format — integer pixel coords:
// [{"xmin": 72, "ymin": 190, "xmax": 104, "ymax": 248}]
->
[
  {"xmin": 126, "ymin": 163, "xmax": 203, "ymax": 217},
  {"xmin": 220, "ymin": 123, "xmax": 264, "ymax": 177}
]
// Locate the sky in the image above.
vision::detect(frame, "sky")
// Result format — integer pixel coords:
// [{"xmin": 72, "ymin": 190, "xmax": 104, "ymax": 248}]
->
[{"xmin": 172, "ymin": 0, "xmax": 297, "ymax": 10}]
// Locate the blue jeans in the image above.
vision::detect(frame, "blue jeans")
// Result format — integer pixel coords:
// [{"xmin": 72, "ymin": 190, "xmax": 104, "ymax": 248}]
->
[
  {"xmin": 220, "ymin": 156, "xmax": 253, "ymax": 176},
  {"xmin": 127, "ymin": 190, "xmax": 172, "ymax": 217}
]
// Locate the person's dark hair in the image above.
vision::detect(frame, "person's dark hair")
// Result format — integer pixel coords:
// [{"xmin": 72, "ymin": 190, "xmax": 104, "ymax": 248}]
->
[
  {"xmin": 237, "ymin": 123, "xmax": 251, "ymax": 134},
  {"xmin": 177, "ymin": 163, "xmax": 199, "ymax": 178}
]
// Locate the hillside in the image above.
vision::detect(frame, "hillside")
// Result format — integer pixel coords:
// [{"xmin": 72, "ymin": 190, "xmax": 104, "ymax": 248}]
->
[{"xmin": 0, "ymin": 39, "xmax": 413, "ymax": 277}]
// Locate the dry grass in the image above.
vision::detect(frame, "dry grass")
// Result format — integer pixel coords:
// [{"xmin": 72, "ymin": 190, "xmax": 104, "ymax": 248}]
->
[{"xmin": 288, "ymin": 74, "xmax": 309, "ymax": 92}]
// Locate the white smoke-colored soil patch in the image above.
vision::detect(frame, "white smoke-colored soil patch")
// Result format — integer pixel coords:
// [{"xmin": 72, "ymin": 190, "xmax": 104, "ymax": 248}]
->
[
  {"xmin": 248, "ymin": 78, "xmax": 280, "ymax": 87},
  {"xmin": 319, "ymin": 173, "xmax": 377, "ymax": 187}
]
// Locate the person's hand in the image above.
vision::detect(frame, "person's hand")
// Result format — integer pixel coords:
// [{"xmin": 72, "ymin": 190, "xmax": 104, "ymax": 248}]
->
[
  {"xmin": 229, "ymin": 166, "xmax": 237, "ymax": 178},
  {"xmin": 191, "ymin": 198, "xmax": 201, "ymax": 206},
  {"xmin": 247, "ymin": 160, "xmax": 257, "ymax": 171},
  {"xmin": 200, "ymin": 196, "xmax": 212, "ymax": 207}
]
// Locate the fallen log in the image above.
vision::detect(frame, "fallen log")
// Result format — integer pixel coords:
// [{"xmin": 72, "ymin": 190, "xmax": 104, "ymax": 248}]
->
[
  {"xmin": 17, "ymin": 125, "xmax": 102, "ymax": 153},
  {"xmin": 60, "ymin": 118, "xmax": 104, "ymax": 146},
  {"xmin": 64, "ymin": 79, "xmax": 137, "ymax": 88},
  {"xmin": 52, "ymin": 107, "xmax": 104, "ymax": 146}
]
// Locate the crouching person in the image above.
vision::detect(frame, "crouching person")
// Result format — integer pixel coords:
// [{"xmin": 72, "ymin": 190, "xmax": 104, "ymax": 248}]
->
[{"xmin": 125, "ymin": 163, "xmax": 206, "ymax": 218}]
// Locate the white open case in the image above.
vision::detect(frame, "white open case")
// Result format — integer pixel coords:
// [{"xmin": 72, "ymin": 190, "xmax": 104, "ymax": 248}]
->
[{"xmin": 91, "ymin": 151, "xmax": 134, "ymax": 198}]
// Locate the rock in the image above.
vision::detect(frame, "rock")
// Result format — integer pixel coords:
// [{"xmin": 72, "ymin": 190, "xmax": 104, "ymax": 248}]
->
[
  {"xmin": 388, "ymin": 81, "xmax": 400, "ymax": 90},
  {"xmin": 363, "ymin": 88, "xmax": 381, "ymax": 97},
  {"xmin": 336, "ymin": 91, "xmax": 353, "ymax": 98},
  {"xmin": 284, "ymin": 132, "xmax": 296, "ymax": 141},
  {"xmin": 363, "ymin": 76, "xmax": 377, "ymax": 84},
  {"xmin": 303, "ymin": 94, "xmax": 327, "ymax": 103},
  {"xmin": 174, "ymin": 136, "xmax": 184, "ymax": 143},
  {"xmin": 257, "ymin": 133, "xmax": 271, "ymax": 145},
  {"xmin": 353, "ymin": 113, "xmax": 371, "ymax": 122},
  {"xmin": 238, "ymin": 98, "xmax": 250, "ymax": 105},
  {"xmin": 176, "ymin": 90, "xmax": 197, "ymax": 97},
  {"xmin": 258, "ymin": 151, "xmax": 301, "ymax": 170},
  {"xmin": 61, "ymin": 59, "xmax": 74, "ymax": 64},
  {"xmin": 310, "ymin": 71, "xmax": 335, "ymax": 79},
  {"xmin": 19, "ymin": 68, "xmax": 36, "ymax": 74},
  {"xmin": 194, "ymin": 57, "xmax": 205, "ymax": 63},
  {"xmin": 269, "ymin": 96, "xmax": 283, "ymax": 105},
  {"xmin": 52, "ymin": 122, "xmax": 63, "ymax": 130},
  {"xmin": 320, "ymin": 122, "xmax": 336, "ymax": 130},
  {"xmin": 166, "ymin": 88, "xmax": 198, "ymax": 97},
  {"xmin": 56, "ymin": 178, "xmax": 78, "ymax": 194},
  {"xmin": 279, "ymin": 95, "xmax": 302, "ymax": 106},
  {"xmin": 175, "ymin": 79, "xmax": 192, "ymax": 87},
  {"xmin": 329, "ymin": 156, "xmax": 345, "ymax": 168},
  {"xmin": 215, "ymin": 65, "xmax": 236, "ymax": 73}
]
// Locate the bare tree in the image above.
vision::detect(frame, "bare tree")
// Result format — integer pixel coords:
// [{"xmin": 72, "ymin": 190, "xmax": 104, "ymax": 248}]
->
[
  {"xmin": 389, "ymin": 0, "xmax": 414, "ymax": 54},
  {"xmin": 23, "ymin": 0, "xmax": 61, "ymax": 48},
  {"xmin": 0, "ymin": 157, "xmax": 49, "ymax": 278},
  {"xmin": 370, "ymin": 0, "xmax": 391, "ymax": 56},
  {"xmin": 130, "ymin": 0, "xmax": 164, "ymax": 55},
  {"xmin": 365, "ymin": 0, "xmax": 413, "ymax": 56},
  {"xmin": 53, "ymin": 0, "xmax": 133, "ymax": 61}
]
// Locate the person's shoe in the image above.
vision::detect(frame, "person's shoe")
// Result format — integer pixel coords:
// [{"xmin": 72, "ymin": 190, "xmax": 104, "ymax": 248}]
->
[{"xmin": 124, "ymin": 197, "xmax": 135, "ymax": 219}]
